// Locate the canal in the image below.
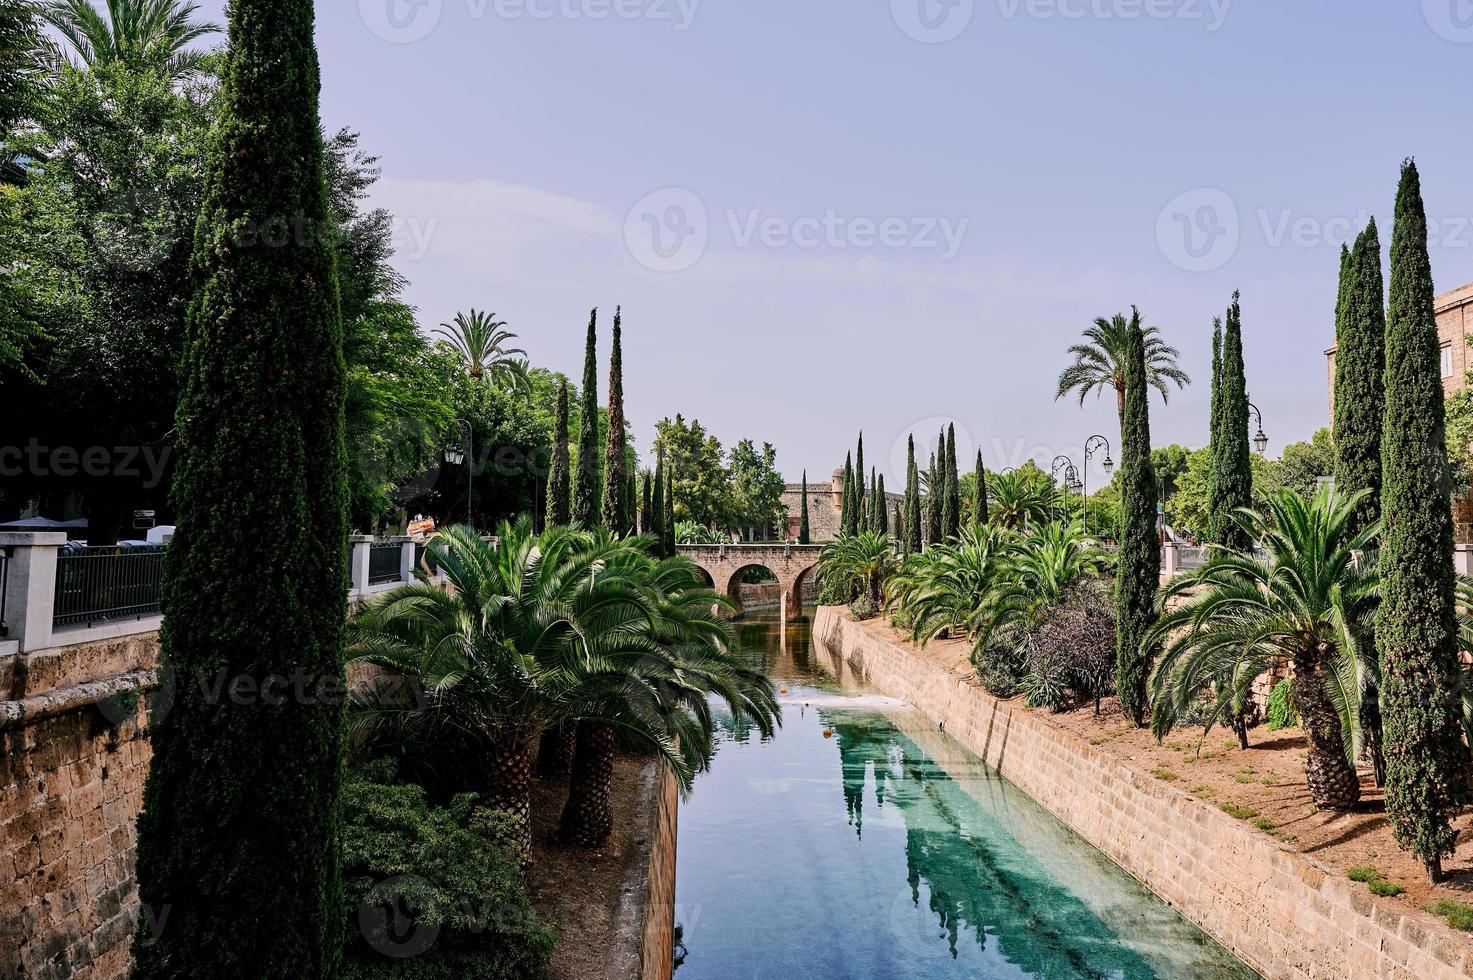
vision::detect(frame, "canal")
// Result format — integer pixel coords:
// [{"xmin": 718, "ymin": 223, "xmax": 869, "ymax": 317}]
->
[{"xmin": 673, "ymin": 609, "xmax": 1256, "ymax": 979}]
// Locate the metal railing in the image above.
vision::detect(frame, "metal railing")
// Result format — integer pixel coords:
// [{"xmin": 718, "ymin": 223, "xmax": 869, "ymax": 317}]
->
[
  {"xmin": 53, "ymin": 544, "xmax": 167, "ymax": 630},
  {"xmin": 368, "ymin": 541, "xmax": 403, "ymax": 586},
  {"xmin": 0, "ymin": 547, "xmax": 10, "ymax": 636}
]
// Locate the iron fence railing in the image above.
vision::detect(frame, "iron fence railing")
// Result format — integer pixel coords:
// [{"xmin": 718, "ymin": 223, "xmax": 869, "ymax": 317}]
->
[
  {"xmin": 53, "ymin": 544, "xmax": 167, "ymax": 630},
  {"xmin": 0, "ymin": 547, "xmax": 10, "ymax": 636},
  {"xmin": 368, "ymin": 541, "xmax": 403, "ymax": 586},
  {"xmin": 1178, "ymin": 546, "xmax": 1208, "ymax": 570}
]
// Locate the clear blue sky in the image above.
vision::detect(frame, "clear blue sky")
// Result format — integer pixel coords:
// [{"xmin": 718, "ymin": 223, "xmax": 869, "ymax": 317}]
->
[{"xmin": 192, "ymin": 1, "xmax": 1473, "ymax": 487}]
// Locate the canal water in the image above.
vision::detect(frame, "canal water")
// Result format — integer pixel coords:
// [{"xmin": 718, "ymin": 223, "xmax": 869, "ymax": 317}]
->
[{"xmin": 673, "ymin": 609, "xmax": 1256, "ymax": 979}]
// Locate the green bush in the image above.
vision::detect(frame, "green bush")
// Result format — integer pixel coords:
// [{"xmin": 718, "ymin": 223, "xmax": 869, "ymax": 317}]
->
[
  {"xmin": 1431, "ymin": 899, "xmax": 1473, "ymax": 931},
  {"xmin": 1346, "ymin": 865, "xmax": 1380, "ymax": 883},
  {"xmin": 342, "ymin": 764, "xmax": 555, "ymax": 980},
  {"xmin": 1368, "ymin": 879, "xmax": 1404, "ymax": 897},
  {"xmin": 849, "ymin": 594, "xmax": 879, "ymax": 621},
  {"xmin": 1266, "ymin": 678, "xmax": 1297, "ymax": 730}
]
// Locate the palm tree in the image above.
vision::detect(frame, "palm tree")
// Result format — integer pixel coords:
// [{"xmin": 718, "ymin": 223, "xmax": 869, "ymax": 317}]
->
[
  {"xmin": 675, "ymin": 520, "xmax": 724, "ymax": 545},
  {"xmin": 817, "ymin": 531, "xmax": 898, "ymax": 606},
  {"xmin": 1147, "ymin": 488, "xmax": 1378, "ymax": 812},
  {"xmin": 889, "ymin": 524, "xmax": 1011, "ymax": 644},
  {"xmin": 1055, "ymin": 307, "xmax": 1190, "ymax": 430},
  {"xmin": 975, "ymin": 520, "xmax": 1111, "ymax": 648},
  {"xmin": 41, "ymin": 0, "xmax": 220, "ymax": 80},
  {"xmin": 986, "ymin": 471, "xmax": 1054, "ymax": 530},
  {"xmin": 435, "ymin": 309, "xmax": 529, "ymax": 388}
]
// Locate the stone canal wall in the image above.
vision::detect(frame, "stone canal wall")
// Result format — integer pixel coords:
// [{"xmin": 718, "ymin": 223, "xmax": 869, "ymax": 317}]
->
[
  {"xmin": 813, "ymin": 606, "xmax": 1473, "ymax": 980},
  {"xmin": 638, "ymin": 766, "xmax": 679, "ymax": 980}
]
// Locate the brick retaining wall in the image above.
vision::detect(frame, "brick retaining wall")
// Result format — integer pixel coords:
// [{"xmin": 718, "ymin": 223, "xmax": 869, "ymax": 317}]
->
[
  {"xmin": 813, "ymin": 606, "xmax": 1473, "ymax": 980},
  {"xmin": 638, "ymin": 766, "xmax": 678, "ymax": 980}
]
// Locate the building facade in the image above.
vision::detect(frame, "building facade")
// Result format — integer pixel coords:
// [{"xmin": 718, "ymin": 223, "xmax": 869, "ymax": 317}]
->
[{"xmin": 776, "ymin": 468, "xmax": 904, "ymax": 543}]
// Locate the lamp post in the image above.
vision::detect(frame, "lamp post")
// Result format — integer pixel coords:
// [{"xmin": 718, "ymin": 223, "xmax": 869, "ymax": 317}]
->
[
  {"xmin": 1082, "ymin": 434, "xmax": 1113, "ymax": 536},
  {"xmin": 444, "ymin": 419, "xmax": 474, "ymax": 528},
  {"xmin": 1248, "ymin": 402, "xmax": 1269, "ymax": 454},
  {"xmin": 1051, "ymin": 455, "xmax": 1073, "ymax": 523}
]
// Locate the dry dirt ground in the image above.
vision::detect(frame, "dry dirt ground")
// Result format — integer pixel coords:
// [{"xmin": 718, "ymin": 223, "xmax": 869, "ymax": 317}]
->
[
  {"xmin": 528, "ymin": 751, "xmax": 660, "ymax": 980},
  {"xmin": 854, "ymin": 615, "xmax": 1473, "ymax": 919}
]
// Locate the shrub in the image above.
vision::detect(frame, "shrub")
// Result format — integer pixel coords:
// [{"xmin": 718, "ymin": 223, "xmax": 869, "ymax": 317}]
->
[
  {"xmin": 1346, "ymin": 865, "xmax": 1380, "ymax": 883},
  {"xmin": 849, "ymin": 594, "xmax": 879, "ymax": 621},
  {"xmin": 1431, "ymin": 900, "xmax": 1473, "ymax": 931},
  {"xmin": 1266, "ymin": 678, "xmax": 1297, "ymax": 730},
  {"xmin": 1368, "ymin": 879, "xmax": 1404, "ymax": 897},
  {"xmin": 342, "ymin": 765, "xmax": 556, "ymax": 980},
  {"xmin": 1024, "ymin": 582, "xmax": 1118, "ymax": 713},
  {"xmin": 972, "ymin": 626, "xmax": 1027, "ymax": 697}
]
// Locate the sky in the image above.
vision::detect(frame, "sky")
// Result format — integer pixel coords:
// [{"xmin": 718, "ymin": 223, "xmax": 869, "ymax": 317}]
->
[{"xmin": 188, "ymin": 0, "xmax": 1473, "ymax": 488}]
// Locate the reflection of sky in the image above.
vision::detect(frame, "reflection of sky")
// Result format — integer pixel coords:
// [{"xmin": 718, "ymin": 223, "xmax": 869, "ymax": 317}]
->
[{"xmin": 675, "ymin": 619, "xmax": 1253, "ymax": 979}]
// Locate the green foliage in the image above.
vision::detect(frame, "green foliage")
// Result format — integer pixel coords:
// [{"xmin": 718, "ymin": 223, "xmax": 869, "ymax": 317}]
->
[
  {"xmin": 42, "ymin": 0, "xmax": 222, "ymax": 80},
  {"xmin": 1334, "ymin": 219, "xmax": 1385, "ymax": 536},
  {"xmin": 974, "ymin": 521, "xmax": 1111, "ymax": 652},
  {"xmin": 132, "ymin": 2, "xmax": 348, "ymax": 973},
  {"xmin": 888, "ymin": 524, "xmax": 1010, "ymax": 645},
  {"xmin": 1270, "ymin": 428, "xmax": 1335, "ymax": 499},
  {"xmin": 433, "ymin": 310, "xmax": 527, "ymax": 388},
  {"xmin": 840, "ymin": 452, "xmax": 856, "ymax": 537},
  {"xmin": 341, "ymin": 769, "xmax": 554, "ymax": 980},
  {"xmin": 1430, "ymin": 900, "xmax": 1473, "ymax": 931},
  {"xmin": 545, "ymin": 381, "xmax": 571, "ymax": 527},
  {"xmin": 652, "ymin": 414, "xmax": 734, "ymax": 531},
  {"xmin": 904, "ymin": 436, "xmax": 922, "ymax": 554},
  {"xmin": 817, "ymin": 531, "xmax": 897, "ymax": 606},
  {"xmin": 1115, "ymin": 320, "xmax": 1161, "ymax": 726},
  {"xmin": 1368, "ymin": 879, "xmax": 1404, "ymax": 898},
  {"xmin": 1056, "ymin": 307, "xmax": 1190, "ymax": 430},
  {"xmin": 1266, "ymin": 679, "xmax": 1298, "ymax": 731},
  {"xmin": 0, "ymin": 1, "xmax": 45, "ymax": 144},
  {"xmin": 729, "ymin": 438, "xmax": 788, "ymax": 537},
  {"xmin": 1380, "ymin": 159, "xmax": 1465, "ymax": 878},
  {"xmin": 1209, "ymin": 292, "xmax": 1253, "ymax": 550},
  {"xmin": 573, "ymin": 309, "xmax": 601, "ymax": 527},
  {"xmin": 600, "ymin": 308, "xmax": 629, "ymax": 532},
  {"xmin": 799, "ymin": 472, "xmax": 811, "ymax": 544},
  {"xmin": 849, "ymin": 593, "xmax": 879, "ymax": 621},
  {"xmin": 971, "ymin": 450, "xmax": 989, "ymax": 526},
  {"xmin": 987, "ymin": 469, "xmax": 1054, "ymax": 530},
  {"xmin": 941, "ymin": 424, "xmax": 961, "ymax": 540}
]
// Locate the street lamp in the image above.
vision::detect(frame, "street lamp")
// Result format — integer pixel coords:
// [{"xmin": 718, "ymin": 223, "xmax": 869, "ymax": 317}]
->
[
  {"xmin": 1051, "ymin": 455, "xmax": 1073, "ymax": 523},
  {"xmin": 1082, "ymin": 434, "xmax": 1112, "ymax": 535},
  {"xmin": 1248, "ymin": 402, "xmax": 1269, "ymax": 454},
  {"xmin": 444, "ymin": 419, "xmax": 474, "ymax": 528}
]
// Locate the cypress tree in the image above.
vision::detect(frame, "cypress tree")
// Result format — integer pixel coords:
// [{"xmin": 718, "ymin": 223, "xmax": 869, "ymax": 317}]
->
[
  {"xmin": 894, "ymin": 501, "xmax": 905, "ymax": 545},
  {"xmin": 1115, "ymin": 323, "xmax": 1162, "ymax": 728},
  {"xmin": 876, "ymin": 473, "xmax": 889, "ymax": 534},
  {"xmin": 974, "ymin": 450, "xmax": 988, "ymax": 526},
  {"xmin": 133, "ymin": 1, "xmax": 347, "ymax": 974},
  {"xmin": 869, "ymin": 468, "xmax": 880, "ymax": 533},
  {"xmin": 650, "ymin": 455, "xmax": 665, "ymax": 553},
  {"xmin": 942, "ymin": 424, "xmax": 961, "ymax": 540},
  {"xmin": 855, "ymin": 433, "xmax": 866, "ymax": 530},
  {"xmin": 926, "ymin": 445, "xmax": 942, "ymax": 547},
  {"xmin": 640, "ymin": 471, "xmax": 653, "ymax": 537},
  {"xmin": 1380, "ymin": 160, "xmax": 1464, "ymax": 883},
  {"xmin": 601, "ymin": 307, "xmax": 628, "ymax": 531},
  {"xmin": 1210, "ymin": 293, "xmax": 1252, "ymax": 550},
  {"xmin": 799, "ymin": 472, "xmax": 811, "ymax": 544},
  {"xmin": 904, "ymin": 436, "xmax": 923, "ymax": 555},
  {"xmin": 573, "ymin": 308, "xmax": 600, "ymax": 527},
  {"xmin": 840, "ymin": 453, "xmax": 857, "ymax": 536},
  {"xmin": 1206, "ymin": 316, "xmax": 1223, "ymax": 537},
  {"xmin": 546, "ymin": 380, "xmax": 572, "ymax": 527},
  {"xmin": 662, "ymin": 463, "xmax": 676, "ymax": 558},
  {"xmin": 1336, "ymin": 220, "xmax": 1386, "ymax": 536},
  {"xmin": 625, "ymin": 470, "xmax": 638, "ymax": 536}
]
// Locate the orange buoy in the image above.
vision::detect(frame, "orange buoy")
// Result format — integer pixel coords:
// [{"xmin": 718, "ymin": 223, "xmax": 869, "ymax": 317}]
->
[{"xmin": 822, "ymin": 728, "xmax": 834, "ymax": 739}]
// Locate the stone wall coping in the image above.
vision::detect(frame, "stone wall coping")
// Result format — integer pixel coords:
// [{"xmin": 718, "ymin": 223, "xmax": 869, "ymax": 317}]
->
[
  {"xmin": 48, "ymin": 617, "xmax": 163, "ymax": 648},
  {"xmin": 0, "ymin": 668, "xmax": 157, "ymax": 730},
  {"xmin": 0, "ymin": 531, "xmax": 69, "ymax": 547}
]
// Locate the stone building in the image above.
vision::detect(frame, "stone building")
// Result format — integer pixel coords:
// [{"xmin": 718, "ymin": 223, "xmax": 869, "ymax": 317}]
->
[
  {"xmin": 777, "ymin": 467, "xmax": 904, "ymax": 543},
  {"xmin": 1325, "ymin": 280, "xmax": 1473, "ymax": 540}
]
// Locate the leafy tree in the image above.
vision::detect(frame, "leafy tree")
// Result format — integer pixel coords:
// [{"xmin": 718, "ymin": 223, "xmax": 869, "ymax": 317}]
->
[
  {"xmin": 1149, "ymin": 488, "xmax": 1377, "ymax": 812},
  {"xmin": 1274, "ymin": 428, "xmax": 1335, "ymax": 498},
  {"xmin": 133, "ymin": 1, "xmax": 347, "ymax": 973},
  {"xmin": 799, "ymin": 472, "xmax": 811, "ymax": 544},
  {"xmin": 974, "ymin": 521, "xmax": 1110, "ymax": 650},
  {"xmin": 926, "ymin": 443, "xmax": 943, "ymax": 546},
  {"xmin": 729, "ymin": 438, "xmax": 787, "ymax": 538},
  {"xmin": 1114, "ymin": 322, "xmax": 1161, "ymax": 726},
  {"xmin": 1379, "ymin": 160, "xmax": 1464, "ymax": 883},
  {"xmin": 573, "ymin": 308, "xmax": 601, "ymax": 526},
  {"xmin": 42, "ymin": 0, "xmax": 220, "ymax": 80},
  {"xmin": 601, "ymin": 307, "xmax": 628, "ymax": 531},
  {"xmin": 0, "ymin": 0, "xmax": 44, "ymax": 147},
  {"xmin": 1056, "ymin": 307, "xmax": 1190, "ymax": 432},
  {"xmin": 545, "ymin": 379, "xmax": 571, "ymax": 526},
  {"xmin": 434, "ymin": 309, "xmax": 528, "ymax": 388},
  {"xmin": 1209, "ymin": 293, "xmax": 1252, "ymax": 550},
  {"xmin": 855, "ymin": 432, "xmax": 866, "ymax": 529},
  {"xmin": 639, "ymin": 470, "xmax": 653, "ymax": 536},
  {"xmin": 1336, "ymin": 219, "xmax": 1386, "ymax": 537},
  {"xmin": 653, "ymin": 414, "xmax": 734, "ymax": 531}
]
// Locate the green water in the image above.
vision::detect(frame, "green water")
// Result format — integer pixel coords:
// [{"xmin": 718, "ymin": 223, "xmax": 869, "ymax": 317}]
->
[{"xmin": 673, "ymin": 611, "xmax": 1256, "ymax": 979}]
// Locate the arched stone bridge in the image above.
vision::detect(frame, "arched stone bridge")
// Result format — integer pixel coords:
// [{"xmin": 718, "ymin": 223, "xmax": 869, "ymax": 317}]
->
[{"xmin": 676, "ymin": 543, "xmax": 824, "ymax": 620}]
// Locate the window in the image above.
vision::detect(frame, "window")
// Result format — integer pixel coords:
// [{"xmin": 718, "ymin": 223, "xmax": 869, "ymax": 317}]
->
[{"xmin": 1443, "ymin": 343, "xmax": 1454, "ymax": 379}]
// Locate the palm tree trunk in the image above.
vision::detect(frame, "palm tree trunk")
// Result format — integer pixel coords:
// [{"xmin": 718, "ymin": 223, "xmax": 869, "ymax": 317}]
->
[
  {"xmin": 1290, "ymin": 656, "xmax": 1361, "ymax": 812},
  {"xmin": 1360, "ymin": 688, "xmax": 1387, "ymax": 787},
  {"xmin": 558, "ymin": 721, "xmax": 617, "ymax": 846},
  {"xmin": 482, "ymin": 736, "xmax": 535, "ymax": 863},
  {"xmin": 536, "ymin": 723, "xmax": 577, "ymax": 780}
]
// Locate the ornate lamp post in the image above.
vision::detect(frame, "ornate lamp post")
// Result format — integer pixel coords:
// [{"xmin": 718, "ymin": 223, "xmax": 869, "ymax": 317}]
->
[
  {"xmin": 1051, "ymin": 455, "xmax": 1074, "ymax": 523},
  {"xmin": 1082, "ymin": 434, "xmax": 1113, "ymax": 535},
  {"xmin": 444, "ymin": 419, "xmax": 474, "ymax": 528},
  {"xmin": 1248, "ymin": 402, "xmax": 1269, "ymax": 454}
]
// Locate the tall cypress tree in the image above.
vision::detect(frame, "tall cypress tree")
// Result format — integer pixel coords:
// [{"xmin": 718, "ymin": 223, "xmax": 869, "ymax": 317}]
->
[
  {"xmin": 1380, "ymin": 160, "xmax": 1464, "ymax": 883},
  {"xmin": 600, "ymin": 307, "xmax": 627, "ymax": 531},
  {"xmin": 942, "ymin": 424, "xmax": 961, "ymax": 540},
  {"xmin": 840, "ymin": 452, "xmax": 857, "ymax": 536},
  {"xmin": 546, "ymin": 379, "xmax": 572, "ymax": 527},
  {"xmin": 973, "ymin": 450, "xmax": 988, "ymax": 526},
  {"xmin": 1206, "ymin": 316, "xmax": 1224, "ymax": 537},
  {"xmin": 894, "ymin": 501, "xmax": 905, "ymax": 545},
  {"xmin": 869, "ymin": 468, "xmax": 880, "ymax": 533},
  {"xmin": 650, "ymin": 455, "xmax": 666, "ymax": 552},
  {"xmin": 855, "ymin": 433, "xmax": 866, "ymax": 530},
  {"xmin": 625, "ymin": 470, "xmax": 638, "ymax": 536},
  {"xmin": 662, "ymin": 463, "xmax": 676, "ymax": 558},
  {"xmin": 640, "ymin": 471, "xmax": 653, "ymax": 537},
  {"xmin": 1210, "ymin": 294, "xmax": 1252, "ymax": 550},
  {"xmin": 133, "ymin": 2, "xmax": 347, "ymax": 974},
  {"xmin": 573, "ymin": 308, "xmax": 600, "ymax": 527},
  {"xmin": 1114, "ymin": 323, "xmax": 1161, "ymax": 728},
  {"xmin": 904, "ymin": 436, "xmax": 923, "ymax": 555},
  {"xmin": 876, "ymin": 473, "xmax": 888, "ymax": 534},
  {"xmin": 925, "ymin": 444, "xmax": 942, "ymax": 547},
  {"xmin": 799, "ymin": 471, "xmax": 811, "ymax": 544}
]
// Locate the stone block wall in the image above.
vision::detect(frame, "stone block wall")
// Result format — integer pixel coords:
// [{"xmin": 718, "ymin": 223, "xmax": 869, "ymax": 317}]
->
[
  {"xmin": 638, "ymin": 765, "xmax": 678, "ymax": 980},
  {"xmin": 813, "ymin": 607, "xmax": 1473, "ymax": 980}
]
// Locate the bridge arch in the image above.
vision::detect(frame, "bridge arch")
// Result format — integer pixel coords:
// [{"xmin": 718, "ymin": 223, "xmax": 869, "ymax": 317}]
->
[{"xmin": 676, "ymin": 543, "xmax": 824, "ymax": 622}]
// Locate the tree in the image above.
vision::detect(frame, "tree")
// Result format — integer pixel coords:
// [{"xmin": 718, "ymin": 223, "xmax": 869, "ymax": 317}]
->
[
  {"xmin": 546, "ymin": 380, "xmax": 571, "ymax": 526},
  {"xmin": 650, "ymin": 455, "xmax": 666, "ymax": 554},
  {"xmin": 1336, "ymin": 220, "xmax": 1386, "ymax": 536},
  {"xmin": 601, "ymin": 306, "xmax": 628, "ymax": 531},
  {"xmin": 42, "ymin": 0, "xmax": 220, "ymax": 80},
  {"xmin": 434, "ymin": 309, "xmax": 528, "ymax": 388},
  {"xmin": 904, "ymin": 436, "xmax": 922, "ymax": 555},
  {"xmin": 890, "ymin": 524, "xmax": 1009, "ymax": 645},
  {"xmin": 133, "ymin": 0, "xmax": 346, "ymax": 973},
  {"xmin": 926, "ymin": 443, "xmax": 943, "ymax": 546},
  {"xmin": 840, "ymin": 452, "xmax": 857, "ymax": 537},
  {"xmin": 1380, "ymin": 160, "xmax": 1465, "ymax": 883},
  {"xmin": 875, "ymin": 473, "xmax": 888, "ymax": 534},
  {"xmin": 817, "ymin": 531, "xmax": 897, "ymax": 605},
  {"xmin": 986, "ymin": 470, "xmax": 1052, "ymax": 530},
  {"xmin": 0, "ymin": 0, "xmax": 44, "ymax": 146},
  {"xmin": 662, "ymin": 462, "xmax": 676, "ymax": 558},
  {"xmin": 972, "ymin": 450, "xmax": 988, "ymax": 526},
  {"xmin": 799, "ymin": 472, "xmax": 811, "ymax": 544},
  {"xmin": 1209, "ymin": 293, "xmax": 1252, "ymax": 550},
  {"xmin": 1150, "ymin": 488, "xmax": 1377, "ymax": 812},
  {"xmin": 652, "ymin": 414, "xmax": 732, "ymax": 530},
  {"xmin": 640, "ymin": 471, "xmax": 653, "ymax": 536},
  {"xmin": 730, "ymin": 438, "xmax": 787, "ymax": 538},
  {"xmin": 1115, "ymin": 322, "xmax": 1161, "ymax": 727},
  {"xmin": 855, "ymin": 432, "xmax": 866, "ymax": 530},
  {"xmin": 942, "ymin": 423, "xmax": 961, "ymax": 540},
  {"xmin": 573, "ymin": 309, "xmax": 600, "ymax": 527},
  {"xmin": 1056, "ymin": 307, "xmax": 1190, "ymax": 432}
]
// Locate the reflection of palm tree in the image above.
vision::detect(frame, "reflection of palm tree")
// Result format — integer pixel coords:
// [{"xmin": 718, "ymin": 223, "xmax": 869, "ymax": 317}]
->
[
  {"xmin": 434, "ymin": 309, "xmax": 529, "ymax": 388},
  {"xmin": 42, "ymin": 0, "xmax": 220, "ymax": 79},
  {"xmin": 1056, "ymin": 307, "xmax": 1190, "ymax": 431}
]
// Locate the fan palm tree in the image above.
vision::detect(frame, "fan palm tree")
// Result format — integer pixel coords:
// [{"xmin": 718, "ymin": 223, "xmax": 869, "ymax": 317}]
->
[
  {"xmin": 817, "ymin": 531, "xmax": 898, "ymax": 605},
  {"xmin": 889, "ymin": 524, "xmax": 1011, "ymax": 644},
  {"xmin": 675, "ymin": 520, "xmax": 724, "ymax": 545},
  {"xmin": 987, "ymin": 471, "xmax": 1054, "ymax": 531},
  {"xmin": 41, "ymin": 0, "xmax": 219, "ymax": 80},
  {"xmin": 1146, "ymin": 488, "xmax": 1379, "ymax": 812},
  {"xmin": 974, "ymin": 520, "xmax": 1111, "ymax": 648},
  {"xmin": 1055, "ymin": 307, "xmax": 1190, "ymax": 430},
  {"xmin": 435, "ymin": 309, "xmax": 529, "ymax": 388}
]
